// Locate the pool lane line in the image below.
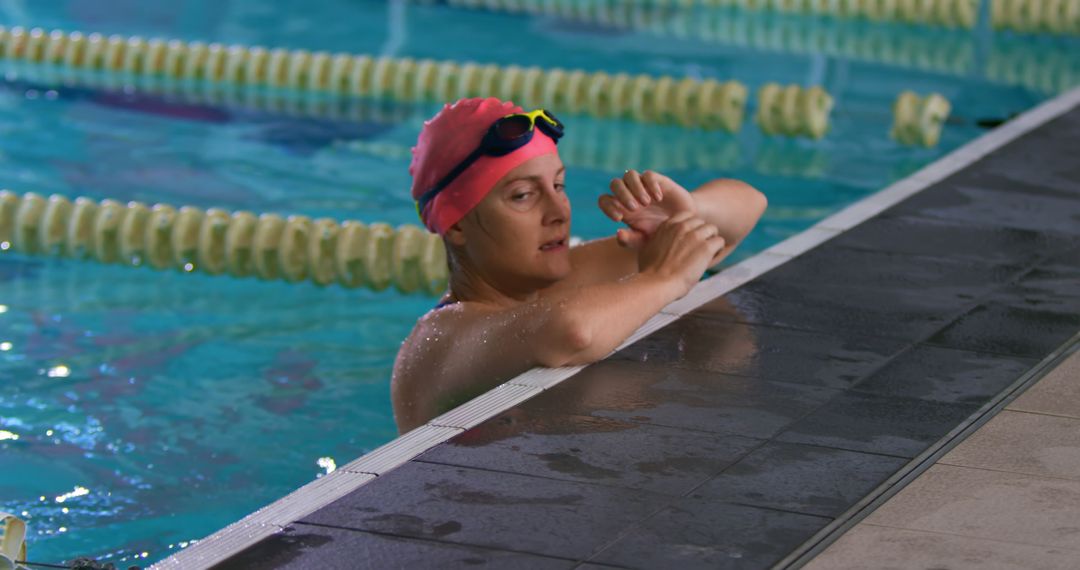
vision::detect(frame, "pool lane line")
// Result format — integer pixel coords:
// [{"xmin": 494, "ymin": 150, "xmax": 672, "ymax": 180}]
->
[
  {"xmin": 775, "ymin": 332, "xmax": 1080, "ymax": 570},
  {"xmin": 150, "ymin": 84, "xmax": 1080, "ymax": 570},
  {"xmin": 0, "ymin": 26, "xmax": 752, "ymax": 132}
]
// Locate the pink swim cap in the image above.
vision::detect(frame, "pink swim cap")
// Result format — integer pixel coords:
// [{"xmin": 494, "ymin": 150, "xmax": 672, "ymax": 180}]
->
[{"xmin": 409, "ymin": 97, "xmax": 560, "ymax": 235}]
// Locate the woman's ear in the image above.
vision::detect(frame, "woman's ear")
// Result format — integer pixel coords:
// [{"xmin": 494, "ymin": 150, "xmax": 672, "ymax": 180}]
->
[{"xmin": 444, "ymin": 221, "xmax": 467, "ymax": 247}]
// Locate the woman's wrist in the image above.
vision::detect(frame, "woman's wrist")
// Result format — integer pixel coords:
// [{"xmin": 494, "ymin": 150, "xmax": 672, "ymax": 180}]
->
[{"xmin": 635, "ymin": 268, "xmax": 687, "ymax": 306}]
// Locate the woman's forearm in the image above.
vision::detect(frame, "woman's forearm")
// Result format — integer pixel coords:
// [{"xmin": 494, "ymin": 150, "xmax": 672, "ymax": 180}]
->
[
  {"xmin": 536, "ymin": 271, "xmax": 683, "ymax": 366},
  {"xmin": 691, "ymin": 179, "xmax": 768, "ymax": 246}
]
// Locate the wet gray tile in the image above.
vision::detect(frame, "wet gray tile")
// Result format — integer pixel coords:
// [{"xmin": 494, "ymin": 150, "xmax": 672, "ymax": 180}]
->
[
  {"xmin": 520, "ymin": 359, "xmax": 840, "ymax": 439},
  {"xmin": 702, "ymin": 279, "xmax": 981, "ymax": 343},
  {"xmin": 776, "ymin": 391, "xmax": 981, "ymax": 458},
  {"xmin": 943, "ymin": 163, "xmax": 1080, "ymax": 202},
  {"xmin": 888, "ymin": 184, "xmax": 1080, "ymax": 235},
  {"xmin": 827, "ymin": 216, "xmax": 1075, "ymax": 265},
  {"xmin": 612, "ymin": 316, "xmax": 909, "ymax": 390},
  {"xmin": 925, "ymin": 302, "xmax": 1080, "ymax": 358},
  {"xmin": 850, "ymin": 345, "xmax": 1037, "ymax": 406},
  {"xmin": 940, "ymin": 117, "xmax": 1080, "ymax": 199},
  {"xmin": 417, "ymin": 411, "xmax": 762, "ymax": 496},
  {"xmin": 588, "ymin": 497, "xmax": 830, "ymax": 570},
  {"xmin": 214, "ymin": 523, "xmax": 575, "ymax": 569},
  {"xmin": 756, "ymin": 246, "xmax": 1030, "ymax": 301},
  {"xmin": 299, "ymin": 461, "xmax": 669, "ymax": 560},
  {"xmin": 1040, "ymin": 244, "xmax": 1080, "ymax": 272},
  {"xmin": 984, "ymin": 265, "xmax": 1080, "ymax": 316},
  {"xmin": 694, "ymin": 441, "xmax": 908, "ymax": 518}
]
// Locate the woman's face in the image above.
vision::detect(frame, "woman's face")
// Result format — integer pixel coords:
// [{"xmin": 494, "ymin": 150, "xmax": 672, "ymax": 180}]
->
[{"xmin": 452, "ymin": 153, "xmax": 573, "ymax": 289}]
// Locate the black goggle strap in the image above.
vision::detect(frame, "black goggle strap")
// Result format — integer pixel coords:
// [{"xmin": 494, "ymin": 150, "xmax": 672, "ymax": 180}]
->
[
  {"xmin": 524, "ymin": 111, "xmax": 564, "ymax": 140},
  {"xmin": 416, "ymin": 145, "xmax": 485, "ymax": 216}
]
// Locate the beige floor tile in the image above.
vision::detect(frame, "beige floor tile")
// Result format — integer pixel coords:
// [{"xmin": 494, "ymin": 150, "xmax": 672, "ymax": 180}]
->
[
  {"xmin": 805, "ymin": 523, "xmax": 1080, "ymax": 570},
  {"xmin": 939, "ymin": 410, "xmax": 1080, "ymax": 481},
  {"xmin": 863, "ymin": 464, "xmax": 1080, "ymax": 550},
  {"xmin": 1009, "ymin": 350, "xmax": 1080, "ymax": 420}
]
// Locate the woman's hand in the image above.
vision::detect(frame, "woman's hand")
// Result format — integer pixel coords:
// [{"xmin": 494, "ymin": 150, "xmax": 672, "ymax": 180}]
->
[
  {"xmin": 598, "ymin": 169, "xmax": 697, "ymax": 249},
  {"xmin": 638, "ymin": 212, "xmax": 726, "ymax": 296}
]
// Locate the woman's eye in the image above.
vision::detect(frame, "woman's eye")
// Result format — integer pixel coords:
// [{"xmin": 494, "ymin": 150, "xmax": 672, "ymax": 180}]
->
[
  {"xmin": 555, "ymin": 183, "xmax": 566, "ymax": 192},
  {"xmin": 512, "ymin": 192, "xmax": 532, "ymax": 201}
]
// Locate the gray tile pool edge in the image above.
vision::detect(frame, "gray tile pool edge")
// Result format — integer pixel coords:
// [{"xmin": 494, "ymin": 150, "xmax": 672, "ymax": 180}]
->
[
  {"xmin": 148, "ymin": 85, "xmax": 1080, "ymax": 569},
  {"xmin": 775, "ymin": 332, "xmax": 1080, "ymax": 570}
]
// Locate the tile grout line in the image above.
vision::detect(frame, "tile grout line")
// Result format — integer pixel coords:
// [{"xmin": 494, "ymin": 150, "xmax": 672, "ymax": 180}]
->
[
  {"xmin": 931, "ymin": 461, "xmax": 1080, "ymax": 484},
  {"xmin": 1002, "ymin": 407, "xmax": 1080, "ymax": 421},
  {"xmin": 774, "ymin": 332, "xmax": 1080, "ymax": 570},
  {"xmin": 858, "ymin": 521, "xmax": 1080, "ymax": 553},
  {"xmin": 150, "ymin": 85, "xmax": 1080, "ymax": 570}
]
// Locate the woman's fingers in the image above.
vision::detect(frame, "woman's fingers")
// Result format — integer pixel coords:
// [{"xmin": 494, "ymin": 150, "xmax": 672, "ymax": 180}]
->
[
  {"xmin": 623, "ymin": 169, "xmax": 653, "ymax": 206},
  {"xmin": 641, "ymin": 170, "xmax": 664, "ymax": 201},
  {"xmin": 597, "ymin": 195, "xmax": 625, "ymax": 221},
  {"xmin": 616, "ymin": 227, "xmax": 646, "ymax": 249},
  {"xmin": 609, "ymin": 177, "xmax": 640, "ymax": 211},
  {"xmin": 608, "ymin": 169, "xmax": 676, "ymax": 213},
  {"xmin": 692, "ymin": 223, "xmax": 720, "ymax": 241}
]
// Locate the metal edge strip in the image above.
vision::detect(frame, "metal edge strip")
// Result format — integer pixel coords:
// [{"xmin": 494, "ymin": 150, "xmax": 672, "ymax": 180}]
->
[{"xmin": 152, "ymin": 84, "xmax": 1080, "ymax": 570}]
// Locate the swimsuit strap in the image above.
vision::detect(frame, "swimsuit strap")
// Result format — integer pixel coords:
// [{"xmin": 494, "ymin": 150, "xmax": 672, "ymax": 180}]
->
[{"xmin": 433, "ymin": 298, "xmax": 458, "ymax": 310}]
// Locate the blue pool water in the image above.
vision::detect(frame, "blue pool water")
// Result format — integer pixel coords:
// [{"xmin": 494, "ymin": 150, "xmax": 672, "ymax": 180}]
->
[{"xmin": 0, "ymin": 0, "xmax": 1071, "ymax": 565}]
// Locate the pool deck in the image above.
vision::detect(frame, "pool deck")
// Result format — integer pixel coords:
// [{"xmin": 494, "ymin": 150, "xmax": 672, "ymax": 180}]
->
[
  {"xmin": 154, "ymin": 87, "xmax": 1080, "ymax": 569},
  {"xmin": 804, "ymin": 345, "xmax": 1080, "ymax": 569}
]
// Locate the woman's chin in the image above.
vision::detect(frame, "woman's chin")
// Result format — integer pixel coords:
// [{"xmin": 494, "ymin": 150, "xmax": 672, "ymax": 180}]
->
[{"xmin": 544, "ymin": 255, "xmax": 574, "ymax": 281}]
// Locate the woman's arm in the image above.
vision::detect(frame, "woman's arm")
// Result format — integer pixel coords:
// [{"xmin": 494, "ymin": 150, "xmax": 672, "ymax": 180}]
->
[
  {"xmin": 392, "ymin": 268, "xmax": 682, "ymax": 433},
  {"xmin": 391, "ymin": 213, "xmax": 724, "ymax": 433},
  {"xmin": 565, "ymin": 172, "xmax": 768, "ymax": 288},
  {"xmin": 690, "ymin": 178, "xmax": 768, "ymax": 264}
]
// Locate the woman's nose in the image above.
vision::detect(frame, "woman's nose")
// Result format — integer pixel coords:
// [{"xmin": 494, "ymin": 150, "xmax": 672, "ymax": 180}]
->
[{"xmin": 542, "ymin": 187, "xmax": 569, "ymax": 223}]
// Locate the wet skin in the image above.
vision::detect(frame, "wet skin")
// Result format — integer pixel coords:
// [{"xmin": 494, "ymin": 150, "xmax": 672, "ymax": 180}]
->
[{"xmin": 391, "ymin": 153, "xmax": 767, "ymax": 433}]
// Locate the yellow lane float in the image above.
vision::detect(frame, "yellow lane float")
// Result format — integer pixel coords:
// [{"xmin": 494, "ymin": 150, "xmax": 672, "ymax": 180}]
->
[
  {"xmin": 0, "ymin": 26, "xmax": 750, "ymax": 131},
  {"xmin": 755, "ymin": 83, "xmax": 834, "ymax": 139},
  {"xmin": 891, "ymin": 90, "xmax": 951, "ymax": 147},
  {"xmin": 443, "ymin": 0, "xmax": 982, "ymax": 29},
  {"xmin": 0, "ymin": 511, "xmax": 28, "ymax": 570},
  {"xmin": 0, "ymin": 190, "xmax": 448, "ymax": 295},
  {"xmin": 991, "ymin": 0, "xmax": 1080, "ymax": 35}
]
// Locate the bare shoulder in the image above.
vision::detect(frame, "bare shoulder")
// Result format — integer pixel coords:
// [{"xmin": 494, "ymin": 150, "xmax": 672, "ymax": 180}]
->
[
  {"xmin": 392, "ymin": 304, "xmax": 470, "ymax": 391},
  {"xmin": 390, "ymin": 301, "xmax": 493, "ymax": 431}
]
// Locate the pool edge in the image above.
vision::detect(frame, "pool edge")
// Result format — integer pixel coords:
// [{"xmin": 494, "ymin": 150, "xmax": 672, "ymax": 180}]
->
[{"xmin": 148, "ymin": 83, "xmax": 1080, "ymax": 570}]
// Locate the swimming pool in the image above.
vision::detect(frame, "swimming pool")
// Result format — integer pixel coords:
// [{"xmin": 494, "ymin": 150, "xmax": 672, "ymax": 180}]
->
[{"xmin": 0, "ymin": 0, "xmax": 1068, "ymax": 566}]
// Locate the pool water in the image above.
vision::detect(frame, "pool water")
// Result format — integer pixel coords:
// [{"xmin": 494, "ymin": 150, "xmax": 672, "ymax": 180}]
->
[{"xmin": 0, "ymin": 0, "xmax": 1069, "ymax": 565}]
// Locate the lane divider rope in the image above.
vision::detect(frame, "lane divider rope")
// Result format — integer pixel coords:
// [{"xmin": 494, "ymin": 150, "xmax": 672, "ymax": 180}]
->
[
  {"xmin": 891, "ymin": 90, "xmax": 952, "ymax": 147},
  {"xmin": 755, "ymin": 83, "xmax": 834, "ymax": 139},
  {"xmin": 434, "ymin": 1, "xmax": 1078, "ymax": 92},
  {"xmin": 0, "ymin": 26, "xmax": 753, "ymax": 131},
  {"xmin": 441, "ymin": 0, "xmax": 983, "ymax": 30},
  {"xmin": 0, "ymin": 190, "xmax": 448, "ymax": 295},
  {"xmin": 991, "ymin": 0, "xmax": 1080, "ymax": 35}
]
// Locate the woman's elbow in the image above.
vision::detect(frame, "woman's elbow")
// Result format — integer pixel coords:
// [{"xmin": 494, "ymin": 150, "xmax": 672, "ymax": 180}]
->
[
  {"xmin": 535, "ymin": 314, "xmax": 594, "ymax": 367},
  {"xmin": 729, "ymin": 179, "xmax": 767, "ymax": 215},
  {"xmin": 753, "ymin": 186, "xmax": 768, "ymax": 214}
]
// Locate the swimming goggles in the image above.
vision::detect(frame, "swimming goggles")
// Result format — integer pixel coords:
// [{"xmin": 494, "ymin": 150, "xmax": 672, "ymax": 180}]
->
[{"xmin": 416, "ymin": 109, "xmax": 565, "ymax": 217}]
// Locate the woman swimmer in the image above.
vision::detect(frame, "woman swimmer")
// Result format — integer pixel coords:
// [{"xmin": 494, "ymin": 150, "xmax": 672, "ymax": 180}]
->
[{"xmin": 391, "ymin": 97, "xmax": 767, "ymax": 433}]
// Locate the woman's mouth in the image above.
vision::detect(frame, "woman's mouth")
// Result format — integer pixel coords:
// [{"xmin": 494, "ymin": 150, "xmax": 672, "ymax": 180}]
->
[{"xmin": 539, "ymin": 238, "xmax": 567, "ymax": 252}]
